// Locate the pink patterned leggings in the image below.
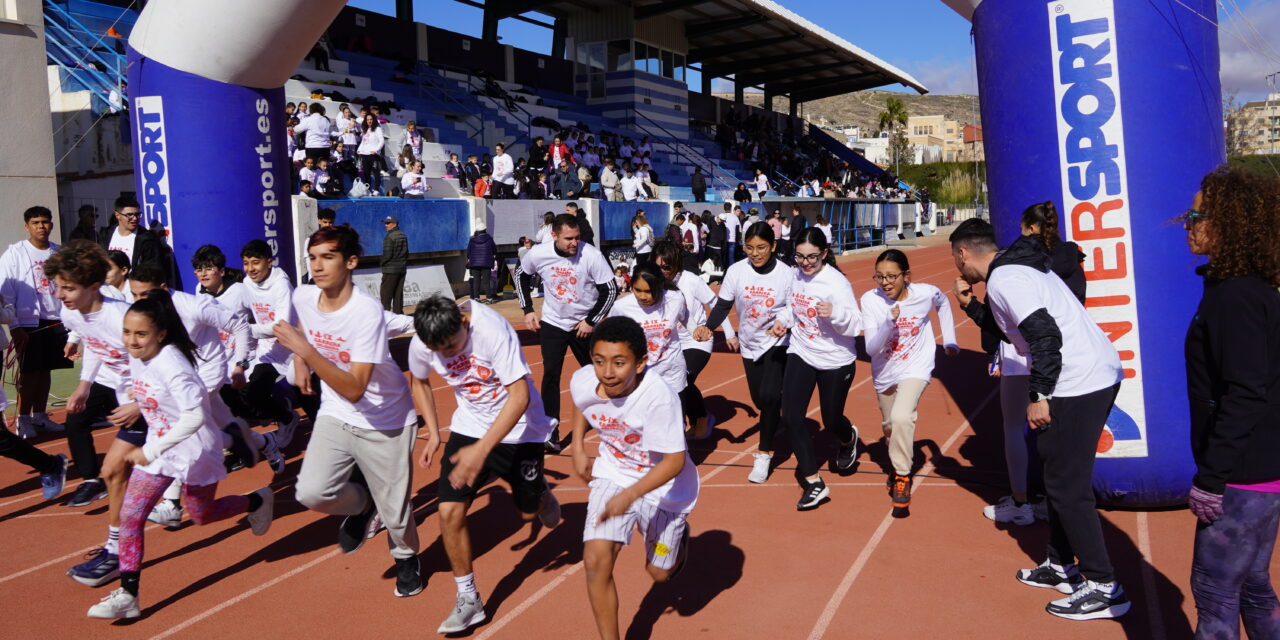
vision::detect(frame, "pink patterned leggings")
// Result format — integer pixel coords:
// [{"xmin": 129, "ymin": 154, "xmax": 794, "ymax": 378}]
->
[{"xmin": 119, "ymin": 468, "xmax": 248, "ymax": 573}]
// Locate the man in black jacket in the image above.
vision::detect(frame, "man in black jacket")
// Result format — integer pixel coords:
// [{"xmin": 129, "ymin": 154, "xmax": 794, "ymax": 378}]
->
[
  {"xmin": 97, "ymin": 196, "xmax": 181, "ymax": 289},
  {"xmin": 691, "ymin": 166, "xmax": 707, "ymax": 203},
  {"xmin": 381, "ymin": 216, "xmax": 408, "ymax": 311},
  {"xmin": 951, "ymin": 218, "xmax": 1130, "ymax": 622},
  {"xmin": 566, "ymin": 202, "xmax": 593, "ymax": 245}
]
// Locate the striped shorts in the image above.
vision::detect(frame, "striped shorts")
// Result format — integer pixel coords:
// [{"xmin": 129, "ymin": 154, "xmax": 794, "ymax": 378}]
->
[{"xmin": 584, "ymin": 478, "xmax": 688, "ymax": 570}]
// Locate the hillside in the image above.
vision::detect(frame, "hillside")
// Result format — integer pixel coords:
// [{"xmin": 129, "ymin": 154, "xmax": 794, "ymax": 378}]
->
[{"xmin": 713, "ymin": 90, "xmax": 981, "ymax": 133}]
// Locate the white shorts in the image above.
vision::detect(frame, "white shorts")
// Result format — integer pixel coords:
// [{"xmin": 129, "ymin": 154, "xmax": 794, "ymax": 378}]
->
[{"xmin": 583, "ymin": 478, "xmax": 688, "ymax": 570}]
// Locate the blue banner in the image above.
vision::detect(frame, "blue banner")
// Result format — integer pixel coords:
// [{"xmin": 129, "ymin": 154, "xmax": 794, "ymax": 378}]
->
[{"xmin": 600, "ymin": 201, "xmax": 670, "ymax": 243}]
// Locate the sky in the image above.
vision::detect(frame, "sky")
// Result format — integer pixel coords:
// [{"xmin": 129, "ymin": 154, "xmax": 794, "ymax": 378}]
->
[{"xmin": 349, "ymin": 0, "xmax": 1279, "ymax": 101}]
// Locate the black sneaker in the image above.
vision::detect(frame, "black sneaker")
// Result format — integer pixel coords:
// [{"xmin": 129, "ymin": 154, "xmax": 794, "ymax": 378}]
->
[
  {"xmin": 1017, "ymin": 560, "xmax": 1085, "ymax": 594},
  {"xmin": 1046, "ymin": 580, "xmax": 1132, "ymax": 620},
  {"xmin": 66, "ymin": 478, "xmax": 107, "ymax": 507},
  {"xmin": 338, "ymin": 468, "xmax": 375, "ymax": 554},
  {"xmin": 835, "ymin": 440, "xmax": 858, "ymax": 471},
  {"xmin": 544, "ymin": 429, "xmax": 562, "ymax": 454},
  {"xmin": 393, "ymin": 556, "xmax": 424, "ymax": 597},
  {"xmin": 796, "ymin": 478, "xmax": 830, "ymax": 511}
]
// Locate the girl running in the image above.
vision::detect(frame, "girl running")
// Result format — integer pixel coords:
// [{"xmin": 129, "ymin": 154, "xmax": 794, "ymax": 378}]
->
[
  {"xmin": 771, "ymin": 227, "xmax": 862, "ymax": 510},
  {"xmin": 651, "ymin": 239, "xmax": 734, "ymax": 440},
  {"xmin": 87, "ymin": 293, "xmax": 273, "ymax": 619},
  {"xmin": 695, "ymin": 222, "xmax": 790, "ymax": 483},
  {"xmin": 860, "ymin": 249, "xmax": 958, "ymax": 512},
  {"xmin": 608, "ymin": 262, "xmax": 692, "ymax": 398}
]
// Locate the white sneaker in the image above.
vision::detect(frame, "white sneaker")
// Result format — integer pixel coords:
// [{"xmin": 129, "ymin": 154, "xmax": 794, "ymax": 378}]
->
[
  {"xmin": 15, "ymin": 416, "xmax": 36, "ymax": 440},
  {"xmin": 984, "ymin": 495, "xmax": 1034, "ymax": 525},
  {"xmin": 437, "ymin": 592, "xmax": 487, "ymax": 634},
  {"xmin": 87, "ymin": 588, "xmax": 141, "ymax": 619},
  {"xmin": 147, "ymin": 501, "xmax": 184, "ymax": 529},
  {"xmin": 538, "ymin": 490, "xmax": 561, "ymax": 528},
  {"xmin": 33, "ymin": 413, "xmax": 64, "ymax": 433},
  {"xmin": 747, "ymin": 453, "xmax": 772, "ymax": 484},
  {"xmin": 247, "ymin": 487, "xmax": 274, "ymax": 536}
]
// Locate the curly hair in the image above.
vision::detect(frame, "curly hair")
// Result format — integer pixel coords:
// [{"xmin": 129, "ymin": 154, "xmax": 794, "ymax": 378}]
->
[
  {"xmin": 1199, "ymin": 166, "xmax": 1280, "ymax": 286},
  {"xmin": 44, "ymin": 239, "xmax": 110, "ymax": 286}
]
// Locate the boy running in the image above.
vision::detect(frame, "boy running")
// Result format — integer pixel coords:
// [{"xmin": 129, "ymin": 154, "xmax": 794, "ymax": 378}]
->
[
  {"xmin": 569, "ymin": 316, "xmax": 698, "ymax": 640},
  {"xmin": 408, "ymin": 295, "xmax": 561, "ymax": 634}
]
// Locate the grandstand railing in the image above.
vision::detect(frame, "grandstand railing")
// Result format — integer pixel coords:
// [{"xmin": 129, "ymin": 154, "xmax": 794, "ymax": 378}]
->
[
  {"xmin": 44, "ymin": 0, "xmax": 127, "ymax": 112},
  {"xmin": 420, "ymin": 61, "xmax": 537, "ymax": 152},
  {"xmin": 414, "ymin": 61, "xmax": 486, "ymax": 148},
  {"xmin": 624, "ymin": 109, "xmax": 737, "ymax": 192}
]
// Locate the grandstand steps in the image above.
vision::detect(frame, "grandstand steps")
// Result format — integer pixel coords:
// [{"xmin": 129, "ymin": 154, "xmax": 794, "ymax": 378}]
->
[{"xmin": 287, "ymin": 69, "xmax": 372, "ymax": 91}]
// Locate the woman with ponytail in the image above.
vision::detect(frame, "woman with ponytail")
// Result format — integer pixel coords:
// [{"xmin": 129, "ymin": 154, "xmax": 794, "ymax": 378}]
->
[
  {"xmin": 88, "ymin": 292, "xmax": 274, "ymax": 619},
  {"xmin": 770, "ymin": 227, "xmax": 862, "ymax": 511}
]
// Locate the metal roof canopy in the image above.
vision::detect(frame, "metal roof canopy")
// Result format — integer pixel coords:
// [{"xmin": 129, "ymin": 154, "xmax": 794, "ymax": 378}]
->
[{"xmin": 500, "ymin": 0, "xmax": 928, "ymax": 100}]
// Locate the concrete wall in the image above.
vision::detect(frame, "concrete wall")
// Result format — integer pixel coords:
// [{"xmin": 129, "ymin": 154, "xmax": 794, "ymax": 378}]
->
[{"xmin": 0, "ymin": 0, "xmax": 58, "ymax": 247}]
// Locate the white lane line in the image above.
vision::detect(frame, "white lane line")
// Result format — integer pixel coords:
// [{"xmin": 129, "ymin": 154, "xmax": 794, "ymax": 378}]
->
[
  {"xmin": 0, "ymin": 523, "xmax": 161, "ymax": 585},
  {"xmin": 1136, "ymin": 511, "xmax": 1167, "ymax": 639},
  {"xmin": 806, "ymin": 386, "xmax": 998, "ymax": 640}
]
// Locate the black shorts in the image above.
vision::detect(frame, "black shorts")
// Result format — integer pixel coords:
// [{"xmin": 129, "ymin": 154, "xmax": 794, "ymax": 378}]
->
[
  {"xmin": 438, "ymin": 434, "xmax": 546, "ymax": 513},
  {"xmin": 115, "ymin": 425, "xmax": 148, "ymax": 447},
  {"xmin": 18, "ymin": 319, "xmax": 72, "ymax": 372}
]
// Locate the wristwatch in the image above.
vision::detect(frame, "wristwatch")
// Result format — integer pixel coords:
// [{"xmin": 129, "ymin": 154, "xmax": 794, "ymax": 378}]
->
[
  {"xmin": 1029, "ymin": 391, "xmax": 1051, "ymax": 403},
  {"xmin": 235, "ymin": 359, "xmax": 252, "ymax": 371}
]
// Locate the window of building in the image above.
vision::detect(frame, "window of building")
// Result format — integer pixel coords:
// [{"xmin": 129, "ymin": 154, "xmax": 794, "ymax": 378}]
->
[{"xmin": 608, "ymin": 40, "xmax": 633, "ymax": 72}]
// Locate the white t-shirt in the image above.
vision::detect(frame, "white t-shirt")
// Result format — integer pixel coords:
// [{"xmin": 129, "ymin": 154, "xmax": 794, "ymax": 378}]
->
[
  {"xmin": 570, "ymin": 366, "xmax": 698, "ymax": 512},
  {"xmin": 0, "ymin": 240, "xmax": 60, "ymax": 326},
  {"xmin": 294, "ymin": 113, "xmax": 333, "ymax": 149},
  {"xmin": 717, "ymin": 258, "xmax": 791, "ymax": 360},
  {"xmin": 401, "ymin": 171, "xmax": 428, "ymax": 195},
  {"xmin": 61, "ymin": 296, "xmax": 132, "ymax": 398},
  {"xmin": 620, "ymin": 175, "xmax": 642, "ymax": 201},
  {"xmin": 519, "ymin": 241, "xmax": 614, "ymax": 331},
  {"xmin": 132, "ymin": 345, "xmax": 227, "ymax": 487},
  {"xmin": 673, "ymin": 271, "xmax": 733, "ymax": 354},
  {"xmin": 108, "ymin": 229, "xmax": 137, "ymax": 264},
  {"xmin": 679, "ymin": 221, "xmax": 701, "ymax": 253},
  {"xmin": 299, "ymin": 167, "xmax": 318, "ymax": 189},
  {"xmin": 755, "ymin": 174, "xmax": 770, "ymax": 193},
  {"xmin": 609, "ymin": 292, "xmax": 689, "ymax": 393},
  {"xmin": 335, "ymin": 114, "xmax": 359, "ymax": 146},
  {"xmin": 724, "ymin": 214, "xmax": 742, "ymax": 243},
  {"xmin": 293, "ymin": 285, "xmax": 416, "ymax": 430},
  {"xmin": 171, "ymin": 290, "xmax": 249, "ymax": 391},
  {"xmin": 999, "ymin": 342, "xmax": 1030, "ymax": 377},
  {"xmin": 816, "ymin": 224, "xmax": 833, "ymax": 245},
  {"xmin": 987, "ymin": 264, "xmax": 1122, "ymax": 397},
  {"xmin": 203, "ymin": 281, "xmax": 254, "ymax": 377},
  {"xmin": 407, "ymin": 301, "xmax": 552, "ymax": 444},
  {"xmin": 778, "ymin": 265, "xmax": 862, "ymax": 369},
  {"xmin": 242, "ymin": 269, "xmax": 295, "ymax": 372},
  {"xmin": 860, "ymin": 283, "xmax": 958, "ymax": 392},
  {"xmin": 493, "ymin": 152, "xmax": 515, "ymax": 185}
]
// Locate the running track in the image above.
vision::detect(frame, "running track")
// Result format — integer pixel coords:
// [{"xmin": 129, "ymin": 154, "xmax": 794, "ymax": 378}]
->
[{"xmin": 0, "ymin": 234, "xmax": 1250, "ymax": 639}]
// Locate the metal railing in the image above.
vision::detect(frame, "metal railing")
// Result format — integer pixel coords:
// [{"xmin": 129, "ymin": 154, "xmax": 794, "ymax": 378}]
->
[
  {"xmin": 625, "ymin": 109, "xmax": 737, "ymax": 192},
  {"xmin": 44, "ymin": 1, "xmax": 127, "ymax": 112},
  {"xmin": 419, "ymin": 62, "xmax": 537, "ymax": 153},
  {"xmin": 414, "ymin": 61, "xmax": 486, "ymax": 148}
]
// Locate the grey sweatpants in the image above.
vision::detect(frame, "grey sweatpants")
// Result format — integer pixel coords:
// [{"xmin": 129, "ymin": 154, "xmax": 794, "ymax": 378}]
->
[{"xmin": 295, "ymin": 415, "xmax": 419, "ymax": 559}]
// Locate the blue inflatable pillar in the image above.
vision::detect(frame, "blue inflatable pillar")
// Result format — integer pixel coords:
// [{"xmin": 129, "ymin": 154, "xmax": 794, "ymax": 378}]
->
[
  {"xmin": 126, "ymin": 0, "xmax": 346, "ymax": 284},
  {"xmin": 942, "ymin": 0, "xmax": 1225, "ymax": 506}
]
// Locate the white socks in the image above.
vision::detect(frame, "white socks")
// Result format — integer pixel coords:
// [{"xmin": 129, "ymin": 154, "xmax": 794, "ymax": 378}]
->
[
  {"xmin": 105, "ymin": 526, "xmax": 120, "ymax": 554},
  {"xmin": 455, "ymin": 573, "xmax": 477, "ymax": 596}
]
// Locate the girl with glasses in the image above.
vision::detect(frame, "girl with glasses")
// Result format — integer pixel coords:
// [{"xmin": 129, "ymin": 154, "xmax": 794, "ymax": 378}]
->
[
  {"xmin": 769, "ymin": 227, "xmax": 862, "ymax": 510},
  {"xmin": 860, "ymin": 249, "xmax": 958, "ymax": 514}
]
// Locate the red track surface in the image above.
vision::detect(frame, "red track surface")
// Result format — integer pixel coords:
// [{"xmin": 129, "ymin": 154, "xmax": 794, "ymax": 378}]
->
[{"xmin": 0, "ymin": 236, "xmax": 1249, "ymax": 639}]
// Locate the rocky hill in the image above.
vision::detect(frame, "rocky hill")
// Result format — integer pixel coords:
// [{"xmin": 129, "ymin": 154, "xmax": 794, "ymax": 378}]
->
[{"xmin": 713, "ymin": 90, "xmax": 981, "ymax": 134}]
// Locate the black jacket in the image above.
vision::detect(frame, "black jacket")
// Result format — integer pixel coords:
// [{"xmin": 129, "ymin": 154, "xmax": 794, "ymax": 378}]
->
[
  {"xmin": 381, "ymin": 228, "xmax": 408, "ymax": 273},
  {"xmin": 691, "ymin": 171, "xmax": 707, "ymax": 191},
  {"xmin": 97, "ymin": 223, "xmax": 182, "ymax": 290},
  {"xmin": 1185, "ymin": 268, "xmax": 1280, "ymax": 492},
  {"xmin": 967, "ymin": 237, "xmax": 1085, "ymax": 356},
  {"xmin": 575, "ymin": 212, "xmax": 595, "ymax": 246}
]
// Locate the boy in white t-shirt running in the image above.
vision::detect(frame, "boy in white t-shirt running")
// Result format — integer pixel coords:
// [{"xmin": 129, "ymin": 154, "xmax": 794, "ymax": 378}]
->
[
  {"xmin": 407, "ymin": 295, "xmax": 561, "ymax": 634},
  {"xmin": 568, "ymin": 316, "xmax": 698, "ymax": 640},
  {"xmin": 274, "ymin": 224, "xmax": 423, "ymax": 599}
]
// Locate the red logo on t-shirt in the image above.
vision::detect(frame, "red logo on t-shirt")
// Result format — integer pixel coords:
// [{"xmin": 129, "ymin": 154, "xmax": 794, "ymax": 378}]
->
[
  {"xmin": 338, "ymin": 351, "xmax": 351, "ymax": 364},
  {"xmin": 806, "ymin": 307, "xmax": 817, "ymax": 318},
  {"xmin": 624, "ymin": 433, "xmax": 640, "ymax": 444}
]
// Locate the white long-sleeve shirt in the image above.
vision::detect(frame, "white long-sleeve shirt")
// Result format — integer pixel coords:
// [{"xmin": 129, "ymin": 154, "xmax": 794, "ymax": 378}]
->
[
  {"xmin": 860, "ymin": 283, "xmax": 958, "ymax": 392},
  {"xmin": 492, "ymin": 152, "xmax": 515, "ymax": 186},
  {"xmin": 401, "ymin": 171, "xmax": 428, "ymax": 196},
  {"xmin": 357, "ymin": 128, "xmax": 385, "ymax": 156},
  {"xmin": 294, "ymin": 113, "xmax": 333, "ymax": 149},
  {"xmin": 0, "ymin": 239, "xmax": 60, "ymax": 326},
  {"xmin": 632, "ymin": 224, "xmax": 653, "ymax": 253},
  {"xmin": 240, "ymin": 269, "xmax": 296, "ymax": 373},
  {"xmin": 171, "ymin": 290, "xmax": 251, "ymax": 391},
  {"xmin": 776, "ymin": 264, "xmax": 861, "ymax": 369},
  {"xmin": 620, "ymin": 175, "xmax": 643, "ymax": 201},
  {"xmin": 335, "ymin": 114, "xmax": 359, "ymax": 146}
]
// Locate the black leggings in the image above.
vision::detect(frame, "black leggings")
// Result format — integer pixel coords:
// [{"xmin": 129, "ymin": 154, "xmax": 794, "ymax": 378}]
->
[
  {"xmin": 743, "ymin": 345, "xmax": 788, "ymax": 452},
  {"xmin": 0, "ymin": 425, "xmax": 59, "ymax": 474},
  {"xmin": 64, "ymin": 382, "xmax": 143, "ymax": 480},
  {"xmin": 679, "ymin": 348, "xmax": 711, "ymax": 423},
  {"xmin": 221, "ymin": 363, "xmax": 293, "ymax": 425},
  {"xmin": 539, "ymin": 323, "xmax": 590, "ymax": 430},
  {"xmin": 781, "ymin": 354, "xmax": 855, "ymax": 480},
  {"xmin": 358, "ymin": 154, "xmax": 387, "ymax": 182}
]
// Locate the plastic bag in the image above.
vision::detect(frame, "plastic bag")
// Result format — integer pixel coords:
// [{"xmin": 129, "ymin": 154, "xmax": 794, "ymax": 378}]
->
[{"xmin": 348, "ymin": 179, "xmax": 369, "ymax": 198}]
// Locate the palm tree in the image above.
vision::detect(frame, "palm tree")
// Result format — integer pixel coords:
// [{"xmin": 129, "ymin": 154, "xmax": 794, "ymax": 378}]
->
[{"xmin": 878, "ymin": 97, "xmax": 910, "ymax": 173}]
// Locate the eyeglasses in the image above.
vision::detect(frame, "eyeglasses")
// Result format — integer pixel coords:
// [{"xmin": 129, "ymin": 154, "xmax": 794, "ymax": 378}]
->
[
  {"xmin": 657, "ymin": 263, "xmax": 676, "ymax": 273},
  {"xmin": 793, "ymin": 252, "xmax": 824, "ymax": 264},
  {"xmin": 1183, "ymin": 209, "xmax": 1210, "ymax": 229},
  {"xmin": 117, "ymin": 211, "xmax": 141, "ymax": 219},
  {"xmin": 872, "ymin": 272, "xmax": 907, "ymax": 283}
]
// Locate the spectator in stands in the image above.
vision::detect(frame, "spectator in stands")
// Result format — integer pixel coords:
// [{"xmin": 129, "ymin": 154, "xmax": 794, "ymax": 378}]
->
[
  {"xmin": 371, "ymin": 104, "xmax": 388, "ymax": 124},
  {"xmin": 691, "ymin": 166, "xmax": 707, "ymax": 203},
  {"xmin": 294, "ymin": 104, "xmax": 332, "ymax": 161},
  {"xmin": 380, "ymin": 215, "xmax": 408, "ymax": 312},
  {"xmin": 474, "ymin": 171, "xmax": 491, "ymax": 199},
  {"xmin": 492, "ymin": 143, "xmax": 516, "ymax": 200},
  {"xmin": 528, "ymin": 136, "xmax": 549, "ymax": 174},
  {"xmin": 733, "ymin": 182, "xmax": 753, "ymax": 203},
  {"xmin": 600, "ymin": 160, "xmax": 620, "ymax": 202},
  {"xmin": 299, "ymin": 181, "xmax": 318, "ymax": 199},
  {"xmin": 286, "ymin": 117, "xmax": 300, "ymax": 165},
  {"xmin": 466, "ymin": 222, "xmax": 498, "ymax": 304},
  {"xmin": 298, "ymin": 156, "xmax": 318, "ymax": 193},
  {"xmin": 401, "ymin": 161, "xmax": 430, "ymax": 199},
  {"xmin": 620, "ymin": 168, "xmax": 644, "ymax": 202},
  {"xmin": 548, "ymin": 136, "xmax": 573, "ymax": 173},
  {"xmin": 462, "ymin": 154, "xmax": 481, "ymax": 191},
  {"xmin": 98, "ymin": 196, "xmax": 179, "ymax": 289},
  {"xmin": 318, "ymin": 208, "xmax": 336, "ymax": 228},
  {"xmin": 640, "ymin": 164, "xmax": 658, "ymax": 199},
  {"xmin": 754, "ymin": 168, "xmax": 771, "ymax": 199},
  {"xmin": 578, "ymin": 163, "xmax": 594, "ymax": 199},
  {"xmin": 402, "ymin": 121, "xmax": 423, "ymax": 160},
  {"xmin": 445, "ymin": 153, "xmax": 462, "ymax": 181},
  {"xmin": 335, "ymin": 104, "xmax": 360, "ymax": 159},
  {"xmin": 357, "ymin": 113, "xmax": 387, "ymax": 187},
  {"xmin": 551, "ymin": 161, "xmax": 582, "ymax": 200},
  {"xmin": 527, "ymin": 173, "xmax": 549, "ymax": 200},
  {"xmin": 314, "ymin": 157, "xmax": 338, "ymax": 197},
  {"xmin": 632, "ymin": 211, "xmax": 654, "ymax": 265},
  {"xmin": 480, "ymin": 153, "xmax": 493, "ymax": 177},
  {"xmin": 329, "ymin": 143, "xmax": 356, "ymax": 193},
  {"xmin": 306, "ymin": 39, "xmax": 331, "ymax": 72},
  {"xmin": 567, "ymin": 202, "xmax": 594, "ymax": 246},
  {"xmin": 69, "ymin": 205, "xmax": 98, "ymax": 242},
  {"xmin": 396, "ymin": 144, "xmax": 416, "ymax": 177}
]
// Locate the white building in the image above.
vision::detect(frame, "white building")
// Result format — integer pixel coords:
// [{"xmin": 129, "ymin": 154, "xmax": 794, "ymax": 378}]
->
[{"xmin": 846, "ymin": 130, "xmax": 890, "ymax": 167}]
